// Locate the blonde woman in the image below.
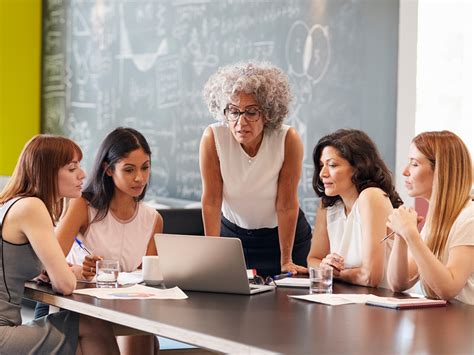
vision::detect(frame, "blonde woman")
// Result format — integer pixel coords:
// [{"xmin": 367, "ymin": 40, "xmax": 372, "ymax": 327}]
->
[{"xmin": 387, "ymin": 131, "xmax": 473, "ymax": 304}]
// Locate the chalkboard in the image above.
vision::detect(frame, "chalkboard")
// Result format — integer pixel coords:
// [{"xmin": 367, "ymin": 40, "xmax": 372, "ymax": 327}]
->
[{"xmin": 41, "ymin": 0, "xmax": 399, "ymax": 226}]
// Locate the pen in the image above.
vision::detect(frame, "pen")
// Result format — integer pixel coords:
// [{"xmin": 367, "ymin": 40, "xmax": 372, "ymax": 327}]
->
[
  {"xmin": 74, "ymin": 236, "xmax": 93, "ymax": 256},
  {"xmin": 272, "ymin": 272, "xmax": 294, "ymax": 280},
  {"xmin": 379, "ymin": 231, "xmax": 395, "ymax": 244}
]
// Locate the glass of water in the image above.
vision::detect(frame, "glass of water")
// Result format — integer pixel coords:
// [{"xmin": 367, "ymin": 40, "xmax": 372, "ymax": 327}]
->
[
  {"xmin": 96, "ymin": 259, "xmax": 119, "ymax": 288},
  {"xmin": 309, "ymin": 265, "xmax": 333, "ymax": 294}
]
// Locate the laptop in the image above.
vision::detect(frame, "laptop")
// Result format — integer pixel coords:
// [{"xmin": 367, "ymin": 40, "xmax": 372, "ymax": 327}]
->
[{"xmin": 154, "ymin": 234, "xmax": 275, "ymax": 295}]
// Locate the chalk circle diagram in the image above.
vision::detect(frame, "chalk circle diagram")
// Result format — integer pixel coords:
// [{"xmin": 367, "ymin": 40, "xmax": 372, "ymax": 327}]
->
[{"xmin": 285, "ymin": 21, "xmax": 330, "ymax": 84}]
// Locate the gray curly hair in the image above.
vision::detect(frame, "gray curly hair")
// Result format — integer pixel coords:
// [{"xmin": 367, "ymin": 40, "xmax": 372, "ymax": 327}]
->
[{"xmin": 202, "ymin": 61, "xmax": 292, "ymax": 130}]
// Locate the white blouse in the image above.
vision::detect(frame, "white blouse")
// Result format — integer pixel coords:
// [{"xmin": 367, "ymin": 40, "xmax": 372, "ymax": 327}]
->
[
  {"xmin": 211, "ymin": 122, "xmax": 289, "ymax": 229},
  {"xmin": 326, "ymin": 199, "xmax": 392, "ymax": 288}
]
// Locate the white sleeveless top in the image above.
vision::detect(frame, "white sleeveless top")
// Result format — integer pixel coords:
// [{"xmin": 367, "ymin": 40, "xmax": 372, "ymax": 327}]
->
[
  {"xmin": 211, "ymin": 122, "xmax": 290, "ymax": 229},
  {"xmin": 326, "ymin": 199, "xmax": 391, "ymax": 288},
  {"xmin": 67, "ymin": 201, "xmax": 158, "ymax": 272}
]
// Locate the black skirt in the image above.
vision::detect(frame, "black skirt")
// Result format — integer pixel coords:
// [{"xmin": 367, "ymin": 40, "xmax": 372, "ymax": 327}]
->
[{"xmin": 220, "ymin": 209, "xmax": 312, "ymax": 277}]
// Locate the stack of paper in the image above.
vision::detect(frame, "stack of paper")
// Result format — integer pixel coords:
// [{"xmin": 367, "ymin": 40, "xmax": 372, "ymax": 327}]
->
[
  {"xmin": 365, "ymin": 295, "xmax": 447, "ymax": 309},
  {"xmin": 275, "ymin": 278, "xmax": 310, "ymax": 287},
  {"xmin": 73, "ymin": 284, "xmax": 187, "ymax": 300},
  {"xmin": 289, "ymin": 293, "xmax": 370, "ymax": 305}
]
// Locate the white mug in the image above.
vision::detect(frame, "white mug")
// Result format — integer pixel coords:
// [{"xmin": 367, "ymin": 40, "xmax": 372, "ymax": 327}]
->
[{"xmin": 142, "ymin": 255, "xmax": 163, "ymax": 286}]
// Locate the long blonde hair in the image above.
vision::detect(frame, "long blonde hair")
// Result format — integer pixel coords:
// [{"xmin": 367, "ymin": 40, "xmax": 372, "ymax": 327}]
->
[
  {"xmin": 0, "ymin": 134, "xmax": 82, "ymax": 223},
  {"xmin": 413, "ymin": 131, "xmax": 472, "ymax": 297}
]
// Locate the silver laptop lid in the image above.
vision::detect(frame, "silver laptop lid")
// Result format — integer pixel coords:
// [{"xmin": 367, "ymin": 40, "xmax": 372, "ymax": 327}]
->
[{"xmin": 154, "ymin": 234, "xmax": 273, "ymax": 295}]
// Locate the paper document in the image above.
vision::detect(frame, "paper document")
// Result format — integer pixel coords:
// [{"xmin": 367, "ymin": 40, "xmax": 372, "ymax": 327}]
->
[
  {"xmin": 73, "ymin": 284, "xmax": 187, "ymax": 300},
  {"xmin": 366, "ymin": 295, "xmax": 447, "ymax": 309},
  {"xmin": 275, "ymin": 278, "xmax": 310, "ymax": 288},
  {"xmin": 289, "ymin": 293, "xmax": 370, "ymax": 305}
]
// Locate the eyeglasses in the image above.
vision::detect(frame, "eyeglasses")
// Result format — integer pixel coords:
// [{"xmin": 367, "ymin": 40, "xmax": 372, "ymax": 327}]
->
[
  {"xmin": 224, "ymin": 105, "xmax": 262, "ymax": 122},
  {"xmin": 252, "ymin": 275, "xmax": 277, "ymax": 287}
]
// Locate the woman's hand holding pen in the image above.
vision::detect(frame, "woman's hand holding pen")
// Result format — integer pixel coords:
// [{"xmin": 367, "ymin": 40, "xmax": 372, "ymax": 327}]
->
[
  {"xmin": 321, "ymin": 253, "xmax": 344, "ymax": 277},
  {"xmin": 82, "ymin": 255, "xmax": 103, "ymax": 280}
]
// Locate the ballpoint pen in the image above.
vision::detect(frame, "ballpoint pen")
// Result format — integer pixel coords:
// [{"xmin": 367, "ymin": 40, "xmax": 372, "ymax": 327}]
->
[
  {"xmin": 379, "ymin": 231, "xmax": 395, "ymax": 244},
  {"xmin": 272, "ymin": 272, "xmax": 294, "ymax": 281},
  {"xmin": 74, "ymin": 236, "xmax": 93, "ymax": 256}
]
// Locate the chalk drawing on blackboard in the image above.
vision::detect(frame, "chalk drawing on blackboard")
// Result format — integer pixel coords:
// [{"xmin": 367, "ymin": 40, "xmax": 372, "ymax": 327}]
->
[
  {"xmin": 156, "ymin": 55, "xmax": 182, "ymax": 108},
  {"xmin": 287, "ymin": 76, "xmax": 314, "ymax": 162},
  {"xmin": 67, "ymin": 114, "xmax": 92, "ymax": 159},
  {"xmin": 301, "ymin": 163, "xmax": 315, "ymax": 195},
  {"xmin": 187, "ymin": 27, "xmax": 219, "ymax": 76},
  {"xmin": 302, "ymin": 196, "xmax": 319, "ymax": 227},
  {"xmin": 117, "ymin": 3, "xmax": 168, "ymax": 72},
  {"xmin": 285, "ymin": 21, "xmax": 330, "ymax": 84},
  {"xmin": 72, "ymin": 6, "xmax": 90, "ymax": 37},
  {"xmin": 72, "ymin": 41, "xmax": 92, "ymax": 102},
  {"xmin": 286, "ymin": 104, "xmax": 308, "ymax": 162},
  {"xmin": 129, "ymin": 78, "xmax": 154, "ymax": 110},
  {"xmin": 252, "ymin": 41, "xmax": 275, "ymax": 61}
]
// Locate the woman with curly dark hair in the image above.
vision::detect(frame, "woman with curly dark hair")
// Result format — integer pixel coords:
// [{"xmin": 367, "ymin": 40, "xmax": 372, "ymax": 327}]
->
[{"xmin": 307, "ymin": 129, "xmax": 402, "ymax": 288}]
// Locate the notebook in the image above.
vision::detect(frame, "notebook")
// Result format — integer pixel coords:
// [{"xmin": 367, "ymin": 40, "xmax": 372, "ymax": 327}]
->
[
  {"xmin": 154, "ymin": 234, "xmax": 275, "ymax": 295},
  {"xmin": 366, "ymin": 295, "xmax": 447, "ymax": 309}
]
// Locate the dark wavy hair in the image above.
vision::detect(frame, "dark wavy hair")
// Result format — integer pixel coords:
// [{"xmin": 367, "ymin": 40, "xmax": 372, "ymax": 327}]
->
[
  {"xmin": 312, "ymin": 129, "xmax": 402, "ymax": 208},
  {"xmin": 82, "ymin": 127, "xmax": 152, "ymax": 222}
]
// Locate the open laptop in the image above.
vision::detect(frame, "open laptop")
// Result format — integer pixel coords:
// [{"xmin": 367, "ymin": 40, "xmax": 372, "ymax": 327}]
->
[{"xmin": 154, "ymin": 234, "xmax": 275, "ymax": 295}]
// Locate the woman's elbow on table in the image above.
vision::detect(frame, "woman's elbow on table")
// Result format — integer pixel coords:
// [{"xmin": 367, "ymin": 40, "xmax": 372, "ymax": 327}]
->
[
  {"xmin": 357, "ymin": 268, "xmax": 383, "ymax": 288},
  {"xmin": 52, "ymin": 274, "xmax": 76, "ymax": 295}
]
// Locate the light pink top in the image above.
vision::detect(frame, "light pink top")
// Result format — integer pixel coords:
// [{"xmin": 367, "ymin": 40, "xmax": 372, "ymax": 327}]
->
[{"xmin": 67, "ymin": 202, "xmax": 158, "ymax": 272}]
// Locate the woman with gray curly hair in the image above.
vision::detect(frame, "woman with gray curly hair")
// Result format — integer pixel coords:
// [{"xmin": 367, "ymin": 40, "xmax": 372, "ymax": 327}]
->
[{"xmin": 199, "ymin": 61, "xmax": 312, "ymax": 277}]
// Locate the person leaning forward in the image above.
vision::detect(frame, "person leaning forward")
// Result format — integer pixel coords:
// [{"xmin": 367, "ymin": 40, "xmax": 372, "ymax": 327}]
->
[{"xmin": 199, "ymin": 61, "xmax": 312, "ymax": 277}]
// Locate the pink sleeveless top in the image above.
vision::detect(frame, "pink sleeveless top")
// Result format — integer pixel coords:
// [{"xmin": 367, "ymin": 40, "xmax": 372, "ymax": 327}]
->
[{"xmin": 67, "ymin": 202, "xmax": 158, "ymax": 272}]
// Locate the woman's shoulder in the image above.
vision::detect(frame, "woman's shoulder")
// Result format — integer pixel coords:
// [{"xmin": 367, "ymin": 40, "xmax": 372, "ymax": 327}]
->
[
  {"xmin": 358, "ymin": 187, "xmax": 391, "ymax": 204},
  {"xmin": 268, "ymin": 124, "xmax": 292, "ymax": 138},
  {"xmin": 453, "ymin": 200, "xmax": 474, "ymax": 227},
  {"xmin": 8, "ymin": 196, "xmax": 45, "ymax": 209},
  {"xmin": 357, "ymin": 188, "xmax": 392, "ymax": 215},
  {"xmin": 206, "ymin": 122, "xmax": 230, "ymax": 145},
  {"xmin": 139, "ymin": 201, "xmax": 159, "ymax": 217},
  {"xmin": 448, "ymin": 201, "xmax": 474, "ymax": 246},
  {"xmin": 208, "ymin": 122, "xmax": 227, "ymax": 133},
  {"xmin": 2, "ymin": 196, "xmax": 49, "ymax": 222}
]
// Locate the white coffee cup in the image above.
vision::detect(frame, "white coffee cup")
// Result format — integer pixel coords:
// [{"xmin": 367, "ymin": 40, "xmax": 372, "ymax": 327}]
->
[{"xmin": 142, "ymin": 256, "xmax": 163, "ymax": 286}]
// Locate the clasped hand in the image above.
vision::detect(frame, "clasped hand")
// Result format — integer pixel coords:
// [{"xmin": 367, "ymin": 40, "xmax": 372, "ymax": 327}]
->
[
  {"xmin": 321, "ymin": 253, "xmax": 344, "ymax": 277},
  {"xmin": 386, "ymin": 205, "xmax": 423, "ymax": 242}
]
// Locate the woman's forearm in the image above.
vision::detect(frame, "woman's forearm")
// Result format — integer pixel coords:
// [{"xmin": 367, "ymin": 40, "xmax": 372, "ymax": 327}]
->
[
  {"xmin": 338, "ymin": 266, "xmax": 381, "ymax": 288},
  {"xmin": 406, "ymin": 236, "xmax": 467, "ymax": 300},
  {"xmin": 277, "ymin": 206, "xmax": 299, "ymax": 264},
  {"xmin": 202, "ymin": 203, "xmax": 222, "ymax": 237},
  {"xmin": 387, "ymin": 237, "xmax": 415, "ymax": 291}
]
